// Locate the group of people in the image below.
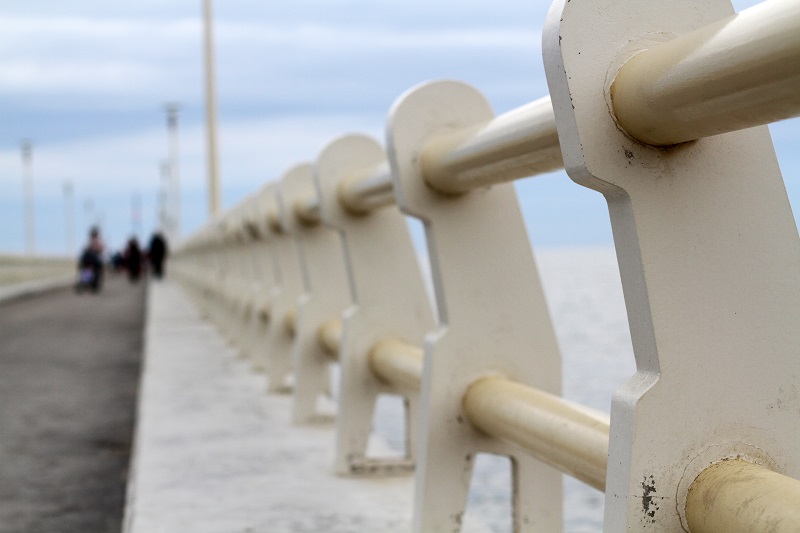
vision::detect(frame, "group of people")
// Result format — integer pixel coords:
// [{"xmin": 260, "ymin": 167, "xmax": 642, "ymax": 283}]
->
[
  {"xmin": 77, "ymin": 227, "xmax": 169, "ymax": 292},
  {"xmin": 113, "ymin": 232, "xmax": 168, "ymax": 282}
]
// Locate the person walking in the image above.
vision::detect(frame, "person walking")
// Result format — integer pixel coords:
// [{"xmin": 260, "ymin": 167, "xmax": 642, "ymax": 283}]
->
[
  {"xmin": 77, "ymin": 226, "xmax": 105, "ymax": 292},
  {"xmin": 148, "ymin": 231, "xmax": 169, "ymax": 279},
  {"xmin": 124, "ymin": 237, "xmax": 143, "ymax": 283}
]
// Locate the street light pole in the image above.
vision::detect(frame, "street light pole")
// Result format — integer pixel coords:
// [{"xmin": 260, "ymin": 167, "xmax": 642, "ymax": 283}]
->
[
  {"xmin": 159, "ymin": 160, "xmax": 171, "ymax": 238},
  {"xmin": 203, "ymin": 0, "xmax": 221, "ymax": 217},
  {"xmin": 20, "ymin": 140, "xmax": 35, "ymax": 255},
  {"xmin": 165, "ymin": 103, "xmax": 181, "ymax": 240}
]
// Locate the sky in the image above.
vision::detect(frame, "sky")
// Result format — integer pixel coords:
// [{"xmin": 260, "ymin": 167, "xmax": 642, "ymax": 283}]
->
[{"xmin": 0, "ymin": 0, "xmax": 796, "ymax": 256}]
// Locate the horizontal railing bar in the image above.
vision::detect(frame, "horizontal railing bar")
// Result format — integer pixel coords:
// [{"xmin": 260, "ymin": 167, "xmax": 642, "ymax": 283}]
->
[
  {"xmin": 338, "ymin": 161, "xmax": 395, "ymax": 215},
  {"xmin": 686, "ymin": 458, "xmax": 800, "ymax": 533},
  {"xmin": 294, "ymin": 162, "xmax": 394, "ymax": 222},
  {"xmin": 284, "ymin": 308, "xmax": 297, "ymax": 338},
  {"xmin": 317, "ymin": 318, "xmax": 342, "ymax": 358},
  {"xmin": 178, "ymin": 0, "xmax": 800, "ymax": 231},
  {"xmin": 422, "ymin": 96, "xmax": 563, "ymax": 194},
  {"xmin": 298, "ymin": 0, "xmax": 800, "ymax": 213},
  {"xmin": 267, "ymin": 206, "xmax": 284, "ymax": 233},
  {"xmin": 333, "ymin": 98, "xmax": 563, "ymax": 212},
  {"xmin": 257, "ymin": 302, "xmax": 271, "ymax": 323},
  {"xmin": 612, "ymin": 0, "xmax": 800, "ymax": 146},
  {"xmin": 363, "ymin": 338, "xmax": 611, "ymax": 490},
  {"xmin": 368, "ymin": 339, "xmax": 424, "ymax": 391},
  {"xmin": 463, "ymin": 376, "xmax": 610, "ymax": 491},
  {"xmin": 294, "ymin": 195, "xmax": 322, "ymax": 226}
]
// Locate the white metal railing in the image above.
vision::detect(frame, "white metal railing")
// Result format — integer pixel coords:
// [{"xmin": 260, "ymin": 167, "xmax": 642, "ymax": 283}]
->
[{"xmin": 171, "ymin": 0, "xmax": 800, "ymax": 530}]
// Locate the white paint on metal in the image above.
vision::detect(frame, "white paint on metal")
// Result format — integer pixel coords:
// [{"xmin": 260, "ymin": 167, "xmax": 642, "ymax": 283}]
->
[
  {"xmin": 314, "ymin": 134, "xmax": 435, "ymax": 476},
  {"xmin": 611, "ymin": 0, "xmax": 800, "ymax": 146},
  {"xmin": 279, "ymin": 167, "xmax": 351, "ymax": 424},
  {"xmin": 337, "ymin": 161, "xmax": 395, "ymax": 215},
  {"xmin": 317, "ymin": 318, "xmax": 342, "ymax": 359},
  {"xmin": 543, "ymin": 0, "xmax": 800, "ymax": 529},
  {"xmin": 368, "ymin": 340, "xmax": 423, "ymax": 392},
  {"xmin": 237, "ymin": 195, "xmax": 278, "ymax": 372},
  {"xmin": 387, "ymin": 80, "xmax": 563, "ymax": 533},
  {"xmin": 686, "ymin": 458, "xmax": 800, "ymax": 533},
  {"xmin": 422, "ymin": 96, "xmax": 562, "ymax": 194},
  {"xmin": 464, "ymin": 376, "xmax": 609, "ymax": 492},
  {"xmin": 259, "ymin": 171, "xmax": 306, "ymax": 393}
]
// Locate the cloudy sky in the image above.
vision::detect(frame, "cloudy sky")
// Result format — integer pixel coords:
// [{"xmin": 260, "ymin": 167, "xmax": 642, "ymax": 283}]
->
[{"xmin": 0, "ymin": 0, "xmax": 796, "ymax": 255}]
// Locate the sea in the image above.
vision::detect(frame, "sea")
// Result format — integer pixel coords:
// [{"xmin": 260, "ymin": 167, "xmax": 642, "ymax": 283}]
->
[{"xmin": 369, "ymin": 246, "xmax": 636, "ymax": 533}]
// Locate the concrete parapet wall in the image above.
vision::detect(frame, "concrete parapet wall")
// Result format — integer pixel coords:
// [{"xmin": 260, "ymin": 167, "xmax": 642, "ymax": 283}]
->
[{"xmin": 0, "ymin": 255, "xmax": 75, "ymax": 302}]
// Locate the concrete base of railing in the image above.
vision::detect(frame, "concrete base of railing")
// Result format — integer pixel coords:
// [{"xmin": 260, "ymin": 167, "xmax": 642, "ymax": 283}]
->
[
  {"xmin": 123, "ymin": 281, "xmax": 499, "ymax": 533},
  {"xmin": 0, "ymin": 275, "xmax": 75, "ymax": 304}
]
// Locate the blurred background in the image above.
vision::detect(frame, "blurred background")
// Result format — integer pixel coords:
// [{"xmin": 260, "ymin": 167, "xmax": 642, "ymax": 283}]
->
[{"xmin": 0, "ymin": 0, "xmax": 796, "ymax": 256}]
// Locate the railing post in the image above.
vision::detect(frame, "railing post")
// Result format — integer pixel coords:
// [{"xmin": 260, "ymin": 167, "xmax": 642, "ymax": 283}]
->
[
  {"xmin": 314, "ymin": 134, "xmax": 435, "ymax": 475},
  {"xmin": 261, "ymin": 170, "xmax": 307, "ymax": 393},
  {"xmin": 239, "ymin": 193, "xmax": 279, "ymax": 373},
  {"xmin": 190, "ymin": 231, "xmax": 217, "ymax": 318},
  {"xmin": 278, "ymin": 166, "xmax": 351, "ymax": 424},
  {"xmin": 221, "ymin": 216, "xmax": 250, "ymax": 345},
  {"xmin": 227, "ymin": 212, "xmax": 259, "ymax": 352},
  {"xmin": 386, "ymin": 80, "xmax": 563, "ymax": 532},
  {"xmin": 210, "ymin": 217, "xmax": 237, "ymax": 339},
  {"xmin": 543, "ymin": 0, "xmax": 800, "ymax": 529}
]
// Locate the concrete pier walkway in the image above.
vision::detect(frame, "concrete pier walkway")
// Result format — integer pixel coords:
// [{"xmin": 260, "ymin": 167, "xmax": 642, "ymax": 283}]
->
[
  {"xmin": 0, "ymin": 275, "xmax": 145, "ymax": 533},
  {"xmin": 0, "ymin": 276, "xmax": 498, "ymax": 532},
  {"xmin": 123, "ymin": 281, "xmax": 441, "ymax": 533}
]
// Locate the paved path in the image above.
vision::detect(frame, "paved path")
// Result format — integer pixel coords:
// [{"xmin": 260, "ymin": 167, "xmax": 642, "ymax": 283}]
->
[
  {"xmin": 0, "ymin": 275, "xmax": 145, "ymax": 533},
  {"xmin": 124, "ymin": 281, "xmax": 472, "ymax": 533}
]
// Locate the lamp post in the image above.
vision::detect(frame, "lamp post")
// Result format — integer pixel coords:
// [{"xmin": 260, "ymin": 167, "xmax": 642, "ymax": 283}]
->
[
  {"xmin": 203, "ymin": 0, "xmax": 221, "ymax": 217},
  {"xmin": 20, "ymin": 140, "xmax": 34, "ymax": 255},
  {"xmin": 165, "ymin": 103, "xmax": 181, "ymax": 240},
  {"xmin": 159, "ymin": 160, "xmax": 171, "ymax": 238}
]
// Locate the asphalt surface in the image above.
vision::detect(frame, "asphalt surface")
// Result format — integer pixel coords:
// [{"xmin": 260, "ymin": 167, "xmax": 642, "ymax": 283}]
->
[{"xmin": 0, "ymin": 274, "xmax": 145, "ymax": 533}]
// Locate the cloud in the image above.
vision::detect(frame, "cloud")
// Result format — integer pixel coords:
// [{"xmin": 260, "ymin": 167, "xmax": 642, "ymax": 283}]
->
[
  {"xmin": 0, "ymin": 14, "xmax": 542, "ymax": 104},
  {"xmin": 0, "ymin": 0, "xmax": 797, "ymax": 254},
  {"xmin": 0, "ymin": 61, "xmax": 160, "ymax": 93}
]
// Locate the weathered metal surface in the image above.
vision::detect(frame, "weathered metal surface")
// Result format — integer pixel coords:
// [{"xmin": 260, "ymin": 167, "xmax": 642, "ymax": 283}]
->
[
  {"xmin": 686, "ymin": 459, "xmax": 800, "ymax": 533},
  {"xmin": 388, "ymin": 80, "xmax": 563, "ymax": 532},
  {"xmin": 612, "ymin": 0, "xmax": 800, "ymax": 146},
  {"xmin": 544, "ymin": 0, "xmax": 800, "ymax": 529},
  {"xmin": 314, "ymin": 134, "xmax": 435, "ymax": 475}
]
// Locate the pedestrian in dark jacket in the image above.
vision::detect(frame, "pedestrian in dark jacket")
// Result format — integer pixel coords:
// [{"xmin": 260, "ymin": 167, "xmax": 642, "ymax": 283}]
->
[
  {"xmin": 125, "ymin": 237, "xmax": 143, "ymax": 283},
  {"xmin": 148, "ymin": 231, "xmax": 168, "ymax": 279}
]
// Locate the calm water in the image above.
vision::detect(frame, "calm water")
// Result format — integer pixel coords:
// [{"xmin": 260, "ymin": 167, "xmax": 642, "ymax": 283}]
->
[{"xmin": 371, "ymin": 247, "xmax": 636, "ymax": 533}]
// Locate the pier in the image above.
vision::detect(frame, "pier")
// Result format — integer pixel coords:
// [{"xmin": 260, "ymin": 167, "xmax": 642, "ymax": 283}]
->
[{"xmin": 2, "ymin": 0, "xmax": 800, "ymax": 530}]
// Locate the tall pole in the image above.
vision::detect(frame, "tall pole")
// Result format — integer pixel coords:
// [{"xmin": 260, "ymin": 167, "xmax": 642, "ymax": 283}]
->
[
  {"xmin": 203, "ymin": 0, "xmax": 221, "ymax": 217},
  {"xmin": 165, "ymin": 103, "xmax": 181, "ymax": 240},
  {"xmin": 159, "ymin": 160, "xmax": 171, "ymax": 238},
  {"xmin": 20, "ymin": 140, "xmax": 35, "ymax": 255},
  {"xmin": 64, "ymin": 181, "xmax": 75, "ymax": 256}
]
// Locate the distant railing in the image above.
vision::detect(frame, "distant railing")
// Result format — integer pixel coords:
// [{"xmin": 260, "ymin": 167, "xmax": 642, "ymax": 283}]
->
[
  {"xmin": 0, "ymin": 254, "xmax": 74, "ymax": 288},
  {"xmin": 171, "ymin": 0, "xmax": 800, "ymax": 530}
]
